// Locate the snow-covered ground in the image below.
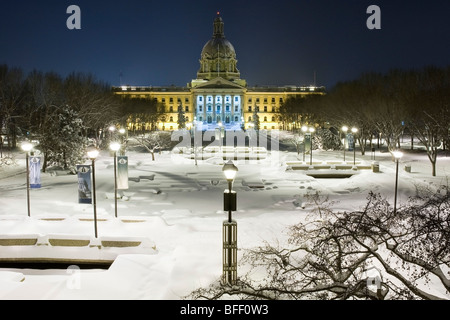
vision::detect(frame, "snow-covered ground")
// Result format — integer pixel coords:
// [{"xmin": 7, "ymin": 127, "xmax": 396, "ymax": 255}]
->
[{"xmin": 1, "ymin": 141, "xmax": 450, "ymax": 300}]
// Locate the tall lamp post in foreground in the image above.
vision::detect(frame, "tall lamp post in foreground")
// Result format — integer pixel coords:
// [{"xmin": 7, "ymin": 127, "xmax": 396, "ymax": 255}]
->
[
  {"xmin": 393, "ymin": 151, "xmax": 403, "ymax": 214},
  {"xmin": 21, "ymin": 142, "xmax": 33, "ymax": 217},
  {"xmin": 87, "ymin": 146, "xmax": 100, "ymax": 238},
  {"xmin": 222, "ymin": 160, "xmax": 238, "ymax": 285},
  {"xmin": 110, "ymin": 142, "xmax": 121, "ymax": 218}
]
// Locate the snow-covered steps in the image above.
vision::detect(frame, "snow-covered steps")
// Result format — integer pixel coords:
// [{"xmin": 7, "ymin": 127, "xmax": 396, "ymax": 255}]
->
[
  {"xmin": 0, "ymin": 233, "xmax": 157, "ymax": 268},
  {"xmin": 285, "ymin": 160, "xmax": 374, "ymax": 172}
]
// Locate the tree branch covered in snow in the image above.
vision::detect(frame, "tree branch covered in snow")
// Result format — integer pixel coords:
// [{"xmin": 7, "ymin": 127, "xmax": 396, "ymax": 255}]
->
[
  {"xmin": 189, "ymin": 188, "xmax": 450, "ymax": 300},
  {"xmin": 127, "ymin": 131, "xmax": 173, "ymax": 161}
]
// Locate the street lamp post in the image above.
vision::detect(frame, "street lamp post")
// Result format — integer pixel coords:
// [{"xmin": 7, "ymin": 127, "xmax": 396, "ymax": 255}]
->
[
  {"xmin": 21, "ymin": 142, "xmax": 33, "ymax": 217},
  {"xmin": 352, "ymin": 127, "xmax": 358, "ymax": 165},
  {"xmin": 301, "ymin": 126, "xmax": 307, "ymax": 163},
  {"xmin": 0, "ymin": 135, "xmax": 4, "ymax": 158},
  {"xmin": 297, "ymin": 135, "xmax": 304, "ymax": 160},
  {"xmin": 342, "ymin": 126, "xmax": 348, "ymax": 162},
  {"xmin": 309, "ymin": 127, "xmax": 315, "ymax": 166},
  {"xmin": 109, "ymin": 125, "xmax": 116, "ymax": 138},
  {"xmin": 193, "ymin": 118, "xmax": 198, "ymax": 166},
  {"xmin": 393, "ymin": 151, "xmax": 403, "ymax": 214},
  {"xmin": 222, "ymin": 160, "xmax": 238, "ymax": 286},
  {"xmin": 87, "ymin": 146, "xmax": 100, "ymax": 238},
  {"xmin": 110, "ymin": 142, "xmax": 121, "ymax": 218},
  {"xmin": 118, "ymin": 128, "xmax": 126, "ymax": 155}
]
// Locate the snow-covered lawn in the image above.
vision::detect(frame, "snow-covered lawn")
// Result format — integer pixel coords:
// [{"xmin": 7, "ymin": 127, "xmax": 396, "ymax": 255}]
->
[{"xmin": 0, "ymin": 144, "xmax": 449, "ymax": 300}]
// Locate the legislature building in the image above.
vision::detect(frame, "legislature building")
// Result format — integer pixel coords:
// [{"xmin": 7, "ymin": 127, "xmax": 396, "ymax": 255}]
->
[{"xmin": 114, "ymin": 13, "xmax": 325, "ymax": 131}]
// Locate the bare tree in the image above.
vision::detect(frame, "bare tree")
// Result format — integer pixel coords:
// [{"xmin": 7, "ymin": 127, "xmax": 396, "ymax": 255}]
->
[
  {"xmin": 409, "ymin": 66, "xmax": 450, "ymax": 176},
  {"xmin": 190, "ymin": 188, "xmax": 450, "ymax": 300},
  {"xmin": 120, "ymin": 96, "xmax": 164, "ymax": 134},
  {"xmin": 325, "ymin": 79, "xmax": 377, "ymax": 155},
  {"xmin": 63, "ymin": 72, "xmax": 122, "ymax": 142},
  {"xmin": 128, "ymin": 131, "xmax": 173, "ymax": 161},
  {"xmin": 279, "ymin": 95, "xmax": 326, "ymax": 132},
  {"xmin": 289, "ymin": 133, "xmax": 304, "ymax": 156},
  {"xmin": 0, "ymin": 65, "xmax": 28, "ymax": 149}
]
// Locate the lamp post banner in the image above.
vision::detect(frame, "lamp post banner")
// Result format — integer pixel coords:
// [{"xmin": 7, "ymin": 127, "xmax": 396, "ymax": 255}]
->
[
  {"xmin": 29, "ymin": 156, "xmax": 41, "ymax": 189},
  {"xmin": 77, "ymin": 165, "xmax": 92, "ymax": 204},
  {"xmin": 347, "ymin": 133, "xmax": 355, "ymax": 151},
  {"xmin": 304, "ymin": 133, "xmax": 311, "ymax": 154},
  {"xmin": 117, "ymin": 156, "xmax": 129, "ymax": 190}
]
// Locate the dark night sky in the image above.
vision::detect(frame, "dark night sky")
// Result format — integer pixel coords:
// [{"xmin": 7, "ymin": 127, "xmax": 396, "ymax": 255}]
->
[{"xmin": 1, "ymin": 0, "xmax": 449, "ymax": 90}]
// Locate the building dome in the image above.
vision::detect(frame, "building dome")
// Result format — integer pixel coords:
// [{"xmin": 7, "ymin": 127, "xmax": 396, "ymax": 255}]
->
[
  {"xmin": 201, "ymin": 37, "xmax": 237, "ymax": 60},
  {"xmin": 197, "ymin": 14, "xmax": 241, "ymax": 81}
]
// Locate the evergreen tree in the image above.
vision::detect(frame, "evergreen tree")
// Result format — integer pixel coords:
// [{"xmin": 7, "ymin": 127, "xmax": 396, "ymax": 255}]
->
[
  {"xmin": 38, "ymin": 105, "xmax": 87, "ymax": 172},
  {"xmin": 313, "ymin": 128, "xmax": 341, "ymax": 151},
  {"xmin": 252, "ymin": 108, "xmax": 260, "ymax": 131},
  {"xmin": 177, "ymin": 106, "xmax": 186, "ymax": 129}
]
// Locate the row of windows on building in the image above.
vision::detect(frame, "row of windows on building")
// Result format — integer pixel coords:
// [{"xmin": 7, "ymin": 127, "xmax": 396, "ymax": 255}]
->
[
  {"xmin": 166, "ymin": 105, "xmax": 278, "ymax": 113},
  {"xmin": 198, "ymin": 105, "xmax": 240, "ymax": 112},
  {"xmin": 153, "ymin": 96, "xmax": 286, "ymax": 115},
  {"xmin": 168, "ymin": 106, "xmax": 191, "ymax": 112},
  {"xmin": 248, "ymin": 106, "xmax": 278, "ymax": 112},
  {"xmin": 160, "ymin": 96, "xmax": 283, "ymax": 105},
  {"xmin": 131, "ymin": 95, "xmax": 285, "ymax": 105},
  {"xmin": 162, "ymin": 97, "xmax": 191, "ymax": 104},
  {"xmin": 197, "ymin": 96, "xmax": 240, "ymax": 103},
  {"xmin": 161, "ymin": 115, "xmax": 280, "ymax": 123},
  {"xmin": 249, "ymin": 97, "xmax": 283, "ymax": 104},
  {"xmin": 196, "ymin": 96, "xmax": 283, "ymax": 104}
]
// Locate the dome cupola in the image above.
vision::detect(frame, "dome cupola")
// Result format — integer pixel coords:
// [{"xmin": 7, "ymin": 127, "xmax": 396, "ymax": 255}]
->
[{"xmin": 197, "ymin": 13, "xmax": 241, "ymax": 81}]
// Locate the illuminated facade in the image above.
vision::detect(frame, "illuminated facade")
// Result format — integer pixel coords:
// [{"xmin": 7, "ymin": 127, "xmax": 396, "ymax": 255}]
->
[{"xmin": 114, "ymin": 14, "xmax": 325, "ymax": 131}]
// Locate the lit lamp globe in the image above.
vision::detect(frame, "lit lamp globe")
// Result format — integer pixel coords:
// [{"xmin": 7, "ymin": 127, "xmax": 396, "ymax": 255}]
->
[
  {"xmin": 87, "ymin": 146, "xmax": 99, "ymax": 160},
  {"xmin": 222, "ymin": 160, "xmax": 238, "ymax": 181},
  {"xmin": 393, "ymin": 151, "xmax": 403, "ymax": 160},
  {"xmin": 21, "ymin": 142, "xmax": 33, "ymax": 153},
  {"xmin": 110, "ymin": 142, "xmax": 121, "ymax": 152}
]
